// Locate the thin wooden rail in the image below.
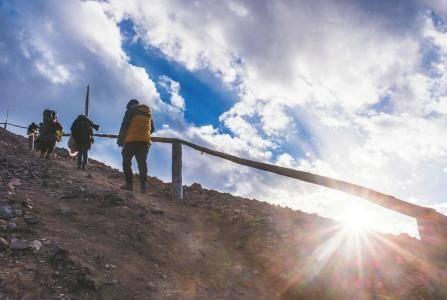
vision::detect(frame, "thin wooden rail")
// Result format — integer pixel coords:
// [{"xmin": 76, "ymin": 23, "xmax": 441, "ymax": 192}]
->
[
  {"xmin": 89, "ymin": 133, "xmax": 438, "ymax": 219},
  {"xmin": 0, "ymin": 122, "xmax": 28, "ymax": 129}
]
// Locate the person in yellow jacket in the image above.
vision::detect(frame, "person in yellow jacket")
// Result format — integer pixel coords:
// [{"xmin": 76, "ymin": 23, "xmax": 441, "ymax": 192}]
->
[{"xmin": 117, "ymin": 99, "xmax": 155, "ymax": 193}]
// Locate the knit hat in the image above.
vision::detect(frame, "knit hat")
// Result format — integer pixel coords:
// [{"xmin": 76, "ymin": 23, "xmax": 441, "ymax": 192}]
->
[{"xmin": 127, "ymin": 99, "xmax": 140, "ymax": 110}]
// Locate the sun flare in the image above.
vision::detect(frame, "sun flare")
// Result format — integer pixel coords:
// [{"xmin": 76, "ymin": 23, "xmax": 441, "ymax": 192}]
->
[{"xmin": 340, "ymin": 207, "xmax": 372, "ymax": 234}]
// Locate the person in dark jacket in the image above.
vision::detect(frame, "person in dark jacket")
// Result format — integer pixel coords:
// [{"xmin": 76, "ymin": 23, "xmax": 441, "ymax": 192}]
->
[
  {"xmin": 70, "ymin": 115, "xmax": 100, "ymax": 170},
  {"xmin": 35, "ymin": 109, "xmax": 63, "ymax": 159},
  {"xmin": 27, "ymin": 122, "xmax": 40, "ymax": 135},
  {"xmin": 117, "ymin": 99, "xmax": 155, "ymax": 193}
]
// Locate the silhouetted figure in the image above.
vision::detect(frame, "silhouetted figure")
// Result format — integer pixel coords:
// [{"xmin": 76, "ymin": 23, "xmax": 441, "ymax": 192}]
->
[
  {"xmin": 70, "ymin": 115, "xmax": 99, "ymax": 170},
  {"xmin": 27, "ymin": 122, "xmax": 39, "ymax": 135},
  {"xmin": 117, "ymin": 99, "xmax": 155, "ymax": 193},
  {"xmin": 35, "ymin": 109, "xmax": 63, "ymax": 159}
]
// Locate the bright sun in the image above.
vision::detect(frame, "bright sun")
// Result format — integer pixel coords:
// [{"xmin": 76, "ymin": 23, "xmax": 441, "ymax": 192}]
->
[{"xmin": 340, "ymin": 207, "xmax": 372, "ymax": 233}]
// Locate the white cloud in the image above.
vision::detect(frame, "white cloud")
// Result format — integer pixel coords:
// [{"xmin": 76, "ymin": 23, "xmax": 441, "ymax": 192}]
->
[
  {"xmin": 228, "ymin": 2, "xmax": 250, "ymax": 17},
  {"xmin": 158, "ymin": 75, "xmax": 185, "ymax": 110}
]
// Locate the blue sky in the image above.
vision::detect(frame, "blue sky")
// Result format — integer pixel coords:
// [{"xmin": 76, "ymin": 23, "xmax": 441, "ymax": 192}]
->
[
  {"xmin": 119, "ymin": 19, "xmax": 237, "ymax": 130},
  {"xmin": 1, "ymin": 0, "xmax": 447, "ymax": 237}
]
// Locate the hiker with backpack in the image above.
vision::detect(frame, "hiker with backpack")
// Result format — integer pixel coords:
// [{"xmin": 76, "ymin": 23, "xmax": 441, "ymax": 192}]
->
[
  {"xmin": 70, "ymin": 115, "xmax": 100, "ymax": 170},
  {"xmin": 117, "ymin": 99, "xmax": 155, "ymax": 193},
  {"xmin": 35, "ymin": 109, "xmax": 63, "ymax": 159}
]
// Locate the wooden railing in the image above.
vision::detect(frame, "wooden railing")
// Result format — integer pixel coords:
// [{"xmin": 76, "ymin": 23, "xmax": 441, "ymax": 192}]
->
[
  {"xmin": 86, "ymin": 133, "xmax": 447, "ymax": 258},
  {"xmin": 89, "ymin": 133, "xmax": 422, "ymax": 213}
]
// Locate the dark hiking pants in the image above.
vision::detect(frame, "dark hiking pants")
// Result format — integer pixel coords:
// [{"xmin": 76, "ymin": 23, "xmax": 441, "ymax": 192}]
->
[
  {"xmin": 77, "ymin": 145, "xmax": 89, "ymax": 169},
  {"xmin": 122, "ymin": 141, "xmax": 149, "ymax": 185},
  {"xmin": 38, "ymin": 141, "xmax": 55, "ymax": 158}
]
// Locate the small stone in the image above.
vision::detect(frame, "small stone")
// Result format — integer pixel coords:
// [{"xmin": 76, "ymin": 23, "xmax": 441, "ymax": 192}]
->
[
  {"xmin": 232, "ymin": 265, "xmax": 244, "ymax": 274},
  {"xmin": 23, "ymin": 215, "xmax": 40, "ymax": 225},
  {"xmin": 0, "ymin": 206, "xmax": 15, "ymax": 220},
  {"xmin": 150, "ymin": 206, "xmax": 164, "ymax": 215},
  {"xmin": 21, "ymin": 199, "xmax": 33, "ymax": 209},
  {"xmin": 48, "ymin": 244, "xmax": 69, "ymax": 260},
  {"xmin": 0, "ymin": 237, "xmax": 8, "ymax": 250},
  {"xmin": 51, "ymin": 182, "xmax": 61, "ymax": 188},
  {"xmin": 10, "ymin": 238, "xmax": 29, "ymax": 250},
  {"xmin": 0, "ymin": 169, "xmax": 11, "ymax": 179},
  {"xmin": 6, "ymin": 221, "xmax": 16, "ymax": 230},
  {"xmin": 77, "ymin": 274, "xmax": 101, "ymax": 290},
  {"xmin": 161, "ymin": 274, "xmax": 167, "ymax": 280},
  {"xmin": 58, "ymin": 207, "xmax": 78, "ymax": 216},
  {"xmin": 105, "ymin": 280, "xmax": 118, "ymax": 285},
  {"xmin": 8, "ymin": 178, "xmax": 21, "ymax": 186},
  {"xmin": 146, "ymin": 281, "xmax": 158, "ymax": 292},
  {"xmin": 41, "ymin": 238, "xmax": 52, "ymax": 245},
  {"xmin": 29, "ymin": 240, "xmax": 43, "ymax": 252},
  {"xmin": 103, "ymin": 193, "xmax": 126, "ymax": 207}
]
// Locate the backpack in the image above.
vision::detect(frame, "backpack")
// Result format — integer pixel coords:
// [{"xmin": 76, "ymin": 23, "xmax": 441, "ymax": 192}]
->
[
  {"xmin": 27, "ymin": 122, "xmax": 39, "ymax": 135},
  {"xmin": 43, "ymin": 109, "xmax": 56, "ymax": 123},
  {"xmin": 71, "ymin": 117, "xmax": 92, "ymax": 144}
]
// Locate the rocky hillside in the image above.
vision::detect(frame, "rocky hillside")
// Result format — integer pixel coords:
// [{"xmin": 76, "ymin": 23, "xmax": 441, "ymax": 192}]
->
[{"xmin": 0, "ymin": 127, "xmax": 446, "ymax": 299}]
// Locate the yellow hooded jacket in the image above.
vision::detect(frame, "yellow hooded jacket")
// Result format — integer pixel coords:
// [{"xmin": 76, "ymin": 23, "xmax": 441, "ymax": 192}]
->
[{"xmin": 118, "ymin": 105, "xmax": 154, "ymax": 145}]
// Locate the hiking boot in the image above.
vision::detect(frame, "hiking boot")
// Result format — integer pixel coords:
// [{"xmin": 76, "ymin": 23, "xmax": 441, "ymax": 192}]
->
[
  {"xmin": 140, "ymin": 182, "xmax": 147, "ymax": 194},
  {"xmin": 120, "ymin": 183, "xmax": 133, "ymax": 191}
]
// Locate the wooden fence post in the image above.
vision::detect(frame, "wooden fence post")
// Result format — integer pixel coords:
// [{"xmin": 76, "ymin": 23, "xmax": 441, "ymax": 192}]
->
[
  {"xmin": 85, "ymin": 85, "xmax": 90, "ymax": 117},
  {"xmin": 4, "ymin": 106, "xmax": 8, "ymax": 129},
  {"xmin": 172, "ymin": 142, "xmax": 183, "ymax": 200}
]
